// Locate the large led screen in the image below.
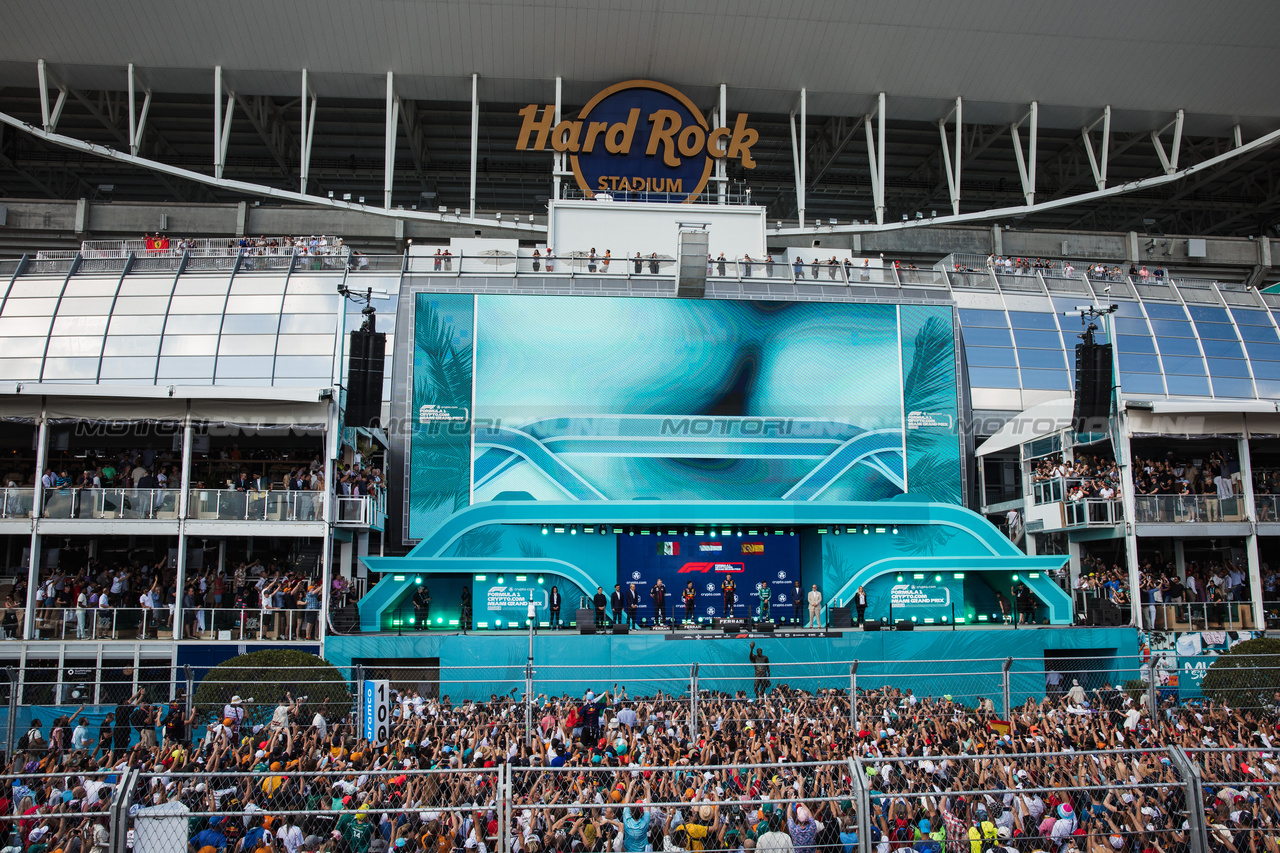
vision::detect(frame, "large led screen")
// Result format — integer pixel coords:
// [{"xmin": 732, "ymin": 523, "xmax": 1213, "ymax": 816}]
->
[{"xmin": 409, "ymin": 295, "xmax": 960, "ymax": 540}]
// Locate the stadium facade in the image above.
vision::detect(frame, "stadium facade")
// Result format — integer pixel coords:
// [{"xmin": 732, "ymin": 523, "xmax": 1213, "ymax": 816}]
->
[{"xmin": 0, "ymin": 0, "xmax": 1279, "ymax": 724}]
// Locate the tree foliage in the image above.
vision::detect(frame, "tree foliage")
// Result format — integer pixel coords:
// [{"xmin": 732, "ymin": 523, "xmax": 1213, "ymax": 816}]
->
[
  {"xmin": 192, "ymin": 649, "xmax": 352, "ymax": 729},
  {"xmin": 1200, "ymin": 637, "xmax": 1280, "ymax": 709}
]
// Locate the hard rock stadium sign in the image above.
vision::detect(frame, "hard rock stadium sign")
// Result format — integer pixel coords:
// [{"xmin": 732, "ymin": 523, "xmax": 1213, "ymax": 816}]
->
[{"xmin": 516, "ymin": 80, "xmax": 758, "ymax": 203}]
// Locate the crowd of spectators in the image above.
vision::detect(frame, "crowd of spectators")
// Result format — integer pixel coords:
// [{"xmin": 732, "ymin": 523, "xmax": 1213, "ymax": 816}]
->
[
  {"xmin": 1029, "ymin": 454, "xmax": 1123, "ymax": 502},
  {"xmin": 1076, "ymin": 552, "xmax": 1257, "ymax": 626},
  {"xmin": 1132, "ymin": 451, "xmax": 1238, "ymax": 500},
  {"xmin": 3, "ymin": 666, "xmax": 1277, "ymax": 853},
  {"xmin": 14, "ymin": 553, "xmax": 325, "ymax": 642}
]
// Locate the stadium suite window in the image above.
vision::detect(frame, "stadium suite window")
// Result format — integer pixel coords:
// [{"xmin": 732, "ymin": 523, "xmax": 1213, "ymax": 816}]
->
[
  {"xmin": 957, "ymin": 308, "xmax": 1008, "ymax": 327},
  {"xmin": 1019, "ymin": 369, "xmax": 1070, "ymax": 391},
  {"xmin": 967, "ymin": 367, "xmax": 1019, "ymax": 387},
  {"xmin": 1163, "ymin": 375, "xmax": 1211, "ymax": 396},
  {"xmin": 1210, "ymin": 377, "xmax": 1256, "ymax": 398},
  {"xmin": 1120, "ymin": 354, "xmax": 1162, "ymax": 374},
  {"xmin": 1205, "ymin": 357, "xmax": 1251, "ymax": 377},
  {"xmin": 1007, "ymin": 311, "xmax": 1057, "ymax": 330},
  {"xmin": 964, "ymin": 346, "xmax": 1017, "ymax": 368},
  {"xmin": 1116, "ymin": 334, "xmax": 1157, "ymax": 355},
  {"xmin": 1119, "ymin": 373, "xmax": 1165, "ymax": 394},
  {"xmin": 960, "ymin": 326, "xmax": 1013, "ymax": 347},
  {"xmin": 1016, "ymin": 348, "xmax": 1068, "ymax": 369}
]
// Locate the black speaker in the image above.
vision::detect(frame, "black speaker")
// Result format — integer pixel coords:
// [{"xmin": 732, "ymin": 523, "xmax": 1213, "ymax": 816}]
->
[
  {"xmin": 346, "ymin": 329, "xmax": 387, "ymax": 428},
  {"xmin": 721, "ymin": 619, "xmax": 746, "ymax": 634},
  {"xmin": 1072, "ymin": 341, "xmax": 1113, "ymax": 432},
  {"xmin": 755, "ymin": 623, "xmax": 774, "ymax": 634},
  {"xmin": 895, "ymin": 620, "xmax": 915, "ymax": 631},
  {"xmin": 829, "ymin": 607, "xmax": 853, "ymax": 629},
  {"xmin": 863, "ymin": 620, "xmax": 881, "ymax": 632},
  {"xmin": 576, "ymin": 609, "xmax": 596, "ymax": 634},
  {"xmin": 612, "ymin": 624, "xmax": 629, "ymax": 635}
]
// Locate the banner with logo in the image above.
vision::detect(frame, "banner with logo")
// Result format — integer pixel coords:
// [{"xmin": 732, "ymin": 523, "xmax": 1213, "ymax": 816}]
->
[
  {"xmin": 471, "ymin": 578, "xmax": 548, "ymax": 627},
  {"xmin": 617, "ymin": 533, "xmax": 799, "ymax": 622}
]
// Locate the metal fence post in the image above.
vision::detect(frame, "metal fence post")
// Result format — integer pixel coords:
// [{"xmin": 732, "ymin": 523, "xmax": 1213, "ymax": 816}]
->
[
  {"xmin": 183, "ymin": 665, "xmax": 194, "ymax": 714},
  {"xmin": 4, "ymin": 666, "xmax": 16, "ymax": 757},
  {"xmin": 1167, "ymin": 747, "xmax": 1208, "ymax": 853},
  {"xmin": 524, "ymin": 662, "xmax": 534, "ymax": 746},
  {"xmin": 109, "ymin": 767, "xmax": 140, "ymax": 853},
  {"xmin": 1001, "ymin": 657, "xmax": 1012, "ymax": 718},
  {"xmin": 498, "ymin": 764, "xmax": 510, "ymax": 853},
  {"xmin": 849, "ymin": 661, "xmax": 858, "ymax": 726},
  {"xmin": 1145, "ymin": 661, "xmax": 1159, "ymax": 714},
  {"xmin": 690, "ymin": 663, "xmax": 699, "ymax": 732},
  {"xmin": 848, "ymin": 756, "xmax": 871, "ymax": 853}
]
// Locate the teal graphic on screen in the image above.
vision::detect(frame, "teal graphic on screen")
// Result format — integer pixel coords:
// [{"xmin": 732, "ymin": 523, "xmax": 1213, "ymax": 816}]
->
[{"xmin": 408, "ymin": 295, "xmax": 962, "ymax": 539}]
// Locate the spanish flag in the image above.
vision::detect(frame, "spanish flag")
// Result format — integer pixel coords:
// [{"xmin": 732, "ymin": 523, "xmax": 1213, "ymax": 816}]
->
[{"xmin": 988, "ymin": 719, "xmax": 1012, "ymax": 737}]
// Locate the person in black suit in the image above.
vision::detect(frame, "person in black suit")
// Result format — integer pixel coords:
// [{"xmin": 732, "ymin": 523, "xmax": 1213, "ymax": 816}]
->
[
  {"xmin": 854, "ymin": 585, "xmax": 868, "ymax": 626},
  {"xmin": 549, "ymin": 585, "xmax": 561, "ymax": 629},
  {"xmin": 593, "ymin": 586, "xmax": 607, "ymax": 626},
  {"xmin": 792, "ymin": 580, "xmax": 803, "ymax": 624},
  {"xmin": 413, "ymin": 585, "xmax": 431, "ymax": 630},
  {"xmin": 721, "ymin": 577, "xmax": 736, "ymax": 617},
  {"xmin": 610, "ymin": 584, "xmax": 624, "ymax": 626},
  {"xmin": 624, "ymin": 583, "xmax": 640, "ymax": 628},
  {"xmin": 650, "ymin": 579, "xmax": 666, "ymax": 626}
]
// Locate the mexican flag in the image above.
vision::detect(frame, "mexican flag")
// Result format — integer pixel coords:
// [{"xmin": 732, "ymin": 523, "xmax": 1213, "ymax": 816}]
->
[{"xmin": 659, "ymin": 542, "xmax": 679, "ymax": 556}]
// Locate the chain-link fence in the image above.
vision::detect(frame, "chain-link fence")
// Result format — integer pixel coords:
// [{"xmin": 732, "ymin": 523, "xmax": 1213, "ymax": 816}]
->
[{"xmin": 87, "ymin": 750, "xmax": 1236, "ymax": 853}]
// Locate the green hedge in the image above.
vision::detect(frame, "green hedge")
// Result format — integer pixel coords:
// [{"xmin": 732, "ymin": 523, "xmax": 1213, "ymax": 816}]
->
[
  {"xmin": 192, "ymin": 649, "xmax": 353, "ymax": 729},
  {"xmin": 1200, "ymin": 637, "xmax": 1280, "ymax": 709}
]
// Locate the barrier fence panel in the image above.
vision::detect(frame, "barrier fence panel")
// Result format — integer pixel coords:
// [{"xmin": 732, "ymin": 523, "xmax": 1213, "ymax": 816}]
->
[
  {"xmin": 863, "ymin": 750, "xmax": 1198, "ymax": 853},
  {"xmin": 0, "ymin": 770, "xmax": 119, "ymax": 853},
  {"xmin": 129, "ymin": 768, "xmax": 502, "ymax": 853},
  {"xmin": 511, "ymin": 761, "xmax": 857, "ymax": 853}
]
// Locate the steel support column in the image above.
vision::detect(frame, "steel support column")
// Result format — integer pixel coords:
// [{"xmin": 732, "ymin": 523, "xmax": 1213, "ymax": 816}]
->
[
  {"xmin": 1011, "ymin": 102, "xmax": 1038, "ymax": 204},
  {"xmin": 1082, "ymin": 106, "xmax": 1111, "ymax": 190},
  {"xmin": 469, "ymin": 72, "xmax": 479, "ymax": 218},
  {"xmin": 864, "ymin": 93, "xmax": 886, "ymax": 224},
  {"xmin": 37, "ymin": 59, "xmax": 67, "ymax": 133},
  {"xmin": 384, "ymin": 71, "xmax": 399, "ymax": 209},
  {"xmin": 300, "ymin": 69, "xmax": 317, "ymax": 195},
  {"xmin": 939, "ymin": 97, "xmax": 962, "ymax": 216},
  {"xmin": 717, "ymin": 83, "xmax": 727, "ymax": 204},
  {"xmin": 213, "ymin": 67, "xmax": 235, "ymax": 180},
  {"xmin": 1152, "ymin": 110, "xmax": 1185, "ymax": 175}
]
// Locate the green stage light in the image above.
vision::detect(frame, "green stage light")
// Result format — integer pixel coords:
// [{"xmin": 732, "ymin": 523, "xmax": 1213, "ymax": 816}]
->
[
  {"xmin": 408, "ymin": 617, "xmax": 415, "ymax": 624},
  {"xmin": 516, "ymin": 575, "xmax": 527, "ymax": 582},
  {"xmin": 497, "ymin": 575, "xmax": 504, "ymax": 584},
  {"xmin": 436, "ymin": 617, "xmax": 443, "ymax": 624},
  {"xmin": 494, "ymin": 619, "xmax": 502, "ymax": 627},
  {"xmin": 896, "ymin": 574, "xmax": 904, "ymax": 582},
  {"xmin": 415, "ymin": 577, "xmax": 422, "ymax": 585},
  {"xmin": 570, "ymin": 525, "xmax": 577, "ymax": 535},
  {"xmin": 1011, "ymin": 574, "xmax": 1019, "ymax": 581},
  {"xmin": 934, "ymin": 574, "xmax": 942, "ymax": 582},
  {"xmin": 541, "ymin": 525, "xmax": 549, "ymax": 535},
  {"xmin": 537, "ymin": 575, "xmax": 544, "ymax": 584},
  {"xmin": 474, "ymin": 574, "xmax": 486, "ymax": 581}
]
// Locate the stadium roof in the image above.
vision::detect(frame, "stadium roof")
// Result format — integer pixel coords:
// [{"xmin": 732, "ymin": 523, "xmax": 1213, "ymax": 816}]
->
[{"xmin": 3, "ymin": 0, "xmax": 1280, "ymax": 235}]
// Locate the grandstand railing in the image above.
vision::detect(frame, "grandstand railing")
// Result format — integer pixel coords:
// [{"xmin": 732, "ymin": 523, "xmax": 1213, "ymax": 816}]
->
[
  {"xmin": 185, "ymin": 488, "xmax": 325, "ymax": 522},
  {"xmin": 40, "ymin": 486, "xmax": 178, "ymax": 520},
  {"xmin": 1254, "ymin": 494, "xmax": 1279, "ymax": 521},
  {"xmin": 1064, "ymin": 497, "xmax": 1124, "ymax": 527},
  {"xmin": 1133, "ymin": 493, "xmax": 1247, "ymax": 523},
  {"xmin": 334, "ymin": 491, "xmax": 386, "ymax": 528},
  {"xmin": 0, "ymin": 486, "xmax": 33, "ymax": 518}
]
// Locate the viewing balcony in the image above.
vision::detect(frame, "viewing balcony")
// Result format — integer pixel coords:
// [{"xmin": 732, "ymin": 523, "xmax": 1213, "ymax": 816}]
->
[
  {"xmin": 28, "ymin": 606, "xmax": 314, "ymax": 641},
  {"xmin": 1064, "ymin": 498, "xmax": 1124, "ymax": 528},
  {"xmin": 185, "ymin": 489, "xmax": 324, "ymax": 522},
  {"xmin": 334, "ymin": 492, "xmax": 386, "ymax": 530}
]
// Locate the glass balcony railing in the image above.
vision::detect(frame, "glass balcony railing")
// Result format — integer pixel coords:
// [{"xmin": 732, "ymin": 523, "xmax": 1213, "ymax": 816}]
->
[
  {"xmin": 26, "ymin": 606, "xmax": 317, "ymax": 640},
  {"xmin": 1064, "ymin": 498, "xmax": 1124, "ymax": 527},
  {"xmin": 185, "ymin": 489, "xmax": 324, "ymax": 521},
  {"xmin": 1256, "ymin": 495, "xmax": 1280, "ymax": 521},
  {"xmin": 42, "ymin": 488, "xmax": 179, "ymax": 519},
  {"xmin": 335, "ymin": 493, "xmax": 386, "ymax": 528},
  {"xmin": 0, "ymin": 487, "xmax": 33, "ymax": 518},
  {"xmin": 1133, "ymin": 494, "xmax": 1246, "ymax": 523}
]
